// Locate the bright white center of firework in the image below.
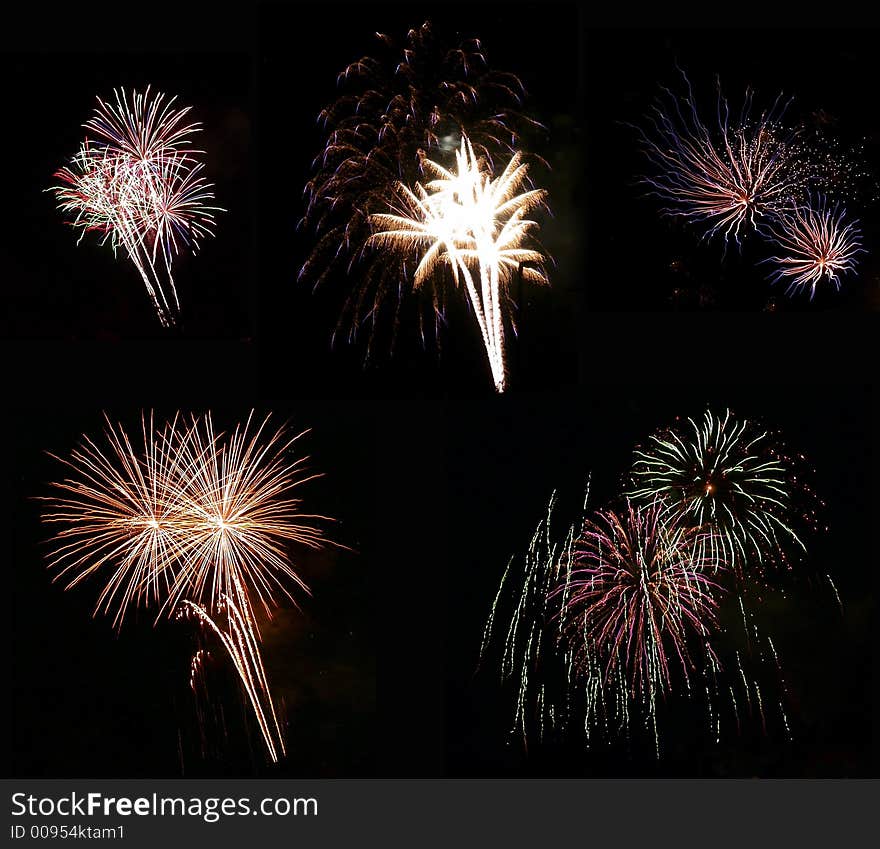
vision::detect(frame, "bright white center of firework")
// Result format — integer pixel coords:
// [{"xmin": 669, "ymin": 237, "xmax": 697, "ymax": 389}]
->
[{"xmin": 147, "ymin": 518, "xmax": 159, "ymax": 530}]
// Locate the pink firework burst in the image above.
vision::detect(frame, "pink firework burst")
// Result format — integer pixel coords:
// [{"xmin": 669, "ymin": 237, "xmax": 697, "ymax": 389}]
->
[
  {"xmin": 637, "ymin": 70, "xmax": 807, "ymax": 247},
  {"xmin": 559, "ymin": 500, "xmax": 726, "ymax": 704},
  {"xmin": 764, "ymin": 197, "xmax": 864, "ymax": 298},
  {"xmin": 51, "ymin": 87, "xmax": 222, "ymax": 327}
]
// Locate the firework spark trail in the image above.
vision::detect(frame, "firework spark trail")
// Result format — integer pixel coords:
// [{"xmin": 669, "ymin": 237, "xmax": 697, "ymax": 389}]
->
[
  {"xmin": 41, "ymin": 410, "xmax": 337, "ymax": 763},
  {"xmin": 57, "ymin": 146, "xmax": 218, "ymax": 324},
  {"xmin": 183, "ymin": 576, "xmax": 286, "ymax": 763},
  {"xmin": 482, "ymin": 488, "xmax": 580, "ymax": 744},
  {"xmin": 84, "ymin": 87, "xmax": 202, "ymax": 161},
  {"xmin": 369, "ymin": 135, "xmax": 548, "ymax": 392},
  {"xmin": 300, "ymin": 21, "xmax": 546, "ymax": 358},
  {"xmin": 627, "ymin": 408, "xmax": 808, "ymax": 578},
  {"xmin": 53, "ymin": 145, "xmax": 176, "ymax": 320},
  {"xmin": 481, "ymin": 479, "xmax": 666, "ymax": 750},
  {"xmin": 763, "ymin": 196, "xmax": 864, "ymax": 298},
  {"xmin": 626, "ymin": 408, "xmax": 828, "ymax": 742},
  {"xmin": 636, "ymin": 69, "xmax": 811, "ymax": 247},
  {"xmin": 826, "ymin": 574, "xmax": 844, "ymax": 612},
  {"xmin": 51, "ymin": 87, "xmax": 222, "ymax": 327}
]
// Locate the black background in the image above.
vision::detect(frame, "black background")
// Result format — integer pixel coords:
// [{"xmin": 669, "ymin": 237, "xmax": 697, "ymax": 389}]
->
[{"xmin": 2, "ymin": 2, "xmax": 878, "ymax": 783}]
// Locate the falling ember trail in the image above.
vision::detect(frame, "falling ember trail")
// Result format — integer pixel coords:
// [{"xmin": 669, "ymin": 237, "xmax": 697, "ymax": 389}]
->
[
  {"xmin": 183, "ymin": 577, "xmax": 286, "ymax": 763},
  {"xmin": 557, "ymin": 499, "xmax": 728, "ymax": 753}
]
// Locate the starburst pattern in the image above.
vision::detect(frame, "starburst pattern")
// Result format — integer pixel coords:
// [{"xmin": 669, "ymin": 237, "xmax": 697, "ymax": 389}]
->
[
  {"xmin": 635, "ymin": 68, "xmax": 872, "ymax": 301},
  {"xmin": 560, "ymin": 501, "xmax": 725, "ymax": 704},
  {"xmin": 764, "ymin": 196, "xmax": 864, "ymax": 298},
  {"xmin": 636, "ymin": 71, "xmax": 805, "ymax": 246},
  {"xmin": 51, "ymin": 87, "xmax": 222, "ymax": 327},
  {"xmin": 484, "ymin": 488, "xmax": 736, "ymax": 756},
  {"xmin": 158, "ymin": 412, "xmax": 330, "ymax": 622},
  {"xmin": 627, "ymin": 409, "xmax": 809, "ymax": 578},
  {"xmin": 41, "ymin": 412, "xmax": 188, "ymax": 629}
]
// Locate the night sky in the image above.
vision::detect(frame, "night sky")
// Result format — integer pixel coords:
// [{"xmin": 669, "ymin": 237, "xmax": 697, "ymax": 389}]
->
[{"xmin": 2, "ymin": 6, "xmax": 877, "ymax": 783}]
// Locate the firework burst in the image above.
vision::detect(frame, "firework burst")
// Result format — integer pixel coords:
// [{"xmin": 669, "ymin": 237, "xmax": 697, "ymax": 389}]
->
[
  {"xmin": 763, "ymin": 196, "xmax": 864, "ymax": 298},
  {"xmin": 636, "ymin": 70, "xmax": 810, "ymax": 247},
  {"xmin": 483, "ymin": 487, "xmax": 739, "ymax": 755},
  {"xmin": 51, "ymin": 87, "xmax": 222, "ymax": 327},
  {"xmin": 300, "ymin": 21, "xmax": 545, "ymax": 357},
  {"xmin": 559, "ymin": 501, "xmax": 725, "ymax": 727},
  {"xmin": 483, "ymin": 408, "xmax": 827, "ymax": 756},
  {"xmin": 40, "ymin": 412, "xmax": 189, "ymax": 629},
  {"xmin": 157, "ymin": 412, "xmax": 332, "ymax": 624},
  {"xmin": 627, "ymin": 409, "xmax": 813, "ymax": 578},
  {"xmin": 368, "ymin": 136, "xmax": 548, "ymax": 392},
  {"xmin": 40, "ymin": 410, "xmax": 337, "ymax": 763}
]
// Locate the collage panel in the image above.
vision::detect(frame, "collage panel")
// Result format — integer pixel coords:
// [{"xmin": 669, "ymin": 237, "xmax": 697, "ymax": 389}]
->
[
  {"xmin": 2, "ymin": 4, "xmax": 878, "ymax": 845},
  {"xmin": 584, "ymin": 27, "xmax": 879, "ymax": 312},
  {"xmin": 443, "ymin": 384, "xmax": 875, "ymax": 776},
  {"xmin": 1, "ymin": 48, "xmax": 255, "ymax": 339},
  {"xmin": 257, "ymin": 2, "xmax": 585, "ymax": 397},
  {"xmin": 10, "ymin": 402, "xmax": 377, "ymax": 777}
]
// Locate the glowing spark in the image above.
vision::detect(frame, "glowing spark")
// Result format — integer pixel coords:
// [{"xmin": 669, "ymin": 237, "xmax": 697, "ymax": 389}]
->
[{"xmin": 826, "ymin": 573, "xmax": 844, "ymax": 612}]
